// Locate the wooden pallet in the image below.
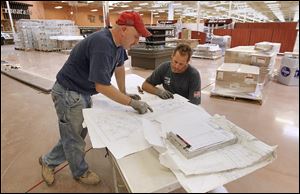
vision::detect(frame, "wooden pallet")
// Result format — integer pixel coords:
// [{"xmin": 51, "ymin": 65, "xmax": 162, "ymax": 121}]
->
[
  {"xmin": 210, "ymin": 88, "xmax": 263, "ymax": 105},
  {"xmin": 15, "ymin": 48, "xmax": 34, "ymax": 51},
  {"xmin": 35, "ymin": 49, "xmax": 60, "ymax": 52}
]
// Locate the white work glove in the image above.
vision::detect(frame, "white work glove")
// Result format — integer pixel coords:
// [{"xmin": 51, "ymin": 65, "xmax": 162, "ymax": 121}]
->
[
  {"xmin": 155, "ymin": 88, "xmax": 174, "ymax": 99},
  {"xmin": 126, "ymin": 93, "xmax": 141, "ymax": 100},
  {"xmin": 129, "ymin": 99, "xmax": 153, "ymax": 114}
]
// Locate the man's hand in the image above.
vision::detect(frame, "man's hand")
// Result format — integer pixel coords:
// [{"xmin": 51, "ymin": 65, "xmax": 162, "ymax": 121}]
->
[
  {"xmin": 127, "ymin": 93, "xmax": 141, "ymax": 100},
  {"xmin": 155, "ymin": 88, "xmax": 174, "ymax": 99},
  {"xmin": 129, "ymin": 99, "xmax": 153, "ymax": 114}
]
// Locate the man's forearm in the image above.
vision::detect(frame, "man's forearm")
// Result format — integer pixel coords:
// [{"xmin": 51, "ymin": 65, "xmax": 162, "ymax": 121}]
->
[
  {"xmin": 115, "ymin": 65, "xmax": 126, "ymax": 94},
  {"xmin": 95, "ymin": 83, "xmax": 131, "ymax": 105},
  {"xmin": 142, "ymin": 81, "xmax": 159, "ymax": 95}
]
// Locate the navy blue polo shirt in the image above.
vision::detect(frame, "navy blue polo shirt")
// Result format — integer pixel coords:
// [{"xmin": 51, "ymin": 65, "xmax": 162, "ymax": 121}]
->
[{"xmin": 56, "ymin": 28, "xmax": 128, "ymax": 95}]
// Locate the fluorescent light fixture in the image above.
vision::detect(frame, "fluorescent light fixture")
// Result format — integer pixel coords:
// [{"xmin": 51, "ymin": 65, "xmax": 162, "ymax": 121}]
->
[
  {"xmin": 173, "ymin": 3, "xmax": 182, "ymax": 6},
  {"xmin": 54, "ymin": 6, "xmax": 63, "ymax": 9},
  {"xmin": 87, "ymin": 1, "xmax": 94, "ymax": 3},
  {"xmin": 264, "ymin": 1, "xmax": 277, "ymax": 3},
  {"xmin": 158, "ymin": 10, "xmax": 165, "ymax": 13},
  {"xmin": 109, "ymin": 7, "xmax": 114, "ymax": 10},
  {"xmin": 154, "ymin": 15, "xmax": 160, "ymax": 17},
  {"xmin": 153, "ymin": 12, "xmax": 159, "ymax": 15},
  {"xmin": 120, "ymin": 5, "xmax": 129, "ymax": 8},
  {"xmin": 91, "ymin": 9, "xmax": 98, "ymax": 12},
  {"xmin": 139, "ymin": 3, "xmax": 148, "ymax": 6},
  {"xmin": 140, "ymin": 13, "xmax": 144, "ymax": 16},
  {"xmin": 134, "ymin": 7, "xmax": 142, "ymax": 9},
  {"xmin": 70, "ymin": 11, "xmax": 73, "ymax": 15}
]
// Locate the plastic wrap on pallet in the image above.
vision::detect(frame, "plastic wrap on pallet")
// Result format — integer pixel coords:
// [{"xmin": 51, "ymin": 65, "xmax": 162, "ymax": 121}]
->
[
  {"xmin": 193, "ymin": 44, "xmax": 222, "ymax": 59},
  {"xmin": 14, "ymin": 19, "xmax": 80, "ymax": 51},
  {"xmin": 224, "ymin": 45, "xmax": 277, "ymax": 85},
  {"xmin": 215, "ymin": 63, "xmax": 260, "ymax": 94},
  {"xmin": 211, "ymin": 35, "xmax": 231, "ymax": 55}
]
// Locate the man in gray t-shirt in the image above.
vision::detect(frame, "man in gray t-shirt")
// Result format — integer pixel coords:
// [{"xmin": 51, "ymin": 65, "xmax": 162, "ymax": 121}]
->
[{"xmin": 142, "ymin": 44, "xmax": 201, "ymax": 105}]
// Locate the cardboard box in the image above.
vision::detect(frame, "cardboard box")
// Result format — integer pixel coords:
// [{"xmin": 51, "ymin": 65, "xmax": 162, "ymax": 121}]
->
[
  {"xmin": 181, "ymin": 29, "xmax": 191, "ymax": 39},
  {"xmin": 255, "ymin": 42, "xmax": 281, "ymax": 54},
  {"xmin": 176, "ymin": 39, "xmax": 199, "ymax": 49},
  {"xmin": 224, "ymin": 46, "xmax": 276, "ymax": 85},
  {"xmin": 215, "ymin": 63, "xmax": 259, "ymax": 93}
]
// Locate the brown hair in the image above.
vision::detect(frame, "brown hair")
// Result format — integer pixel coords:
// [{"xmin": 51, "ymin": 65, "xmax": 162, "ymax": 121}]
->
[{"xmin": 172, "ymin": 43, "xmax": 193, "ymax": 62}]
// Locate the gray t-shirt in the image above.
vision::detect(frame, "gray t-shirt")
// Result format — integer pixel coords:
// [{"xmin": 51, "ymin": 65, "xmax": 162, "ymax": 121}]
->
[{"xmin": 146, "ymin": 62, "xmax": 201, "ymax": 105}]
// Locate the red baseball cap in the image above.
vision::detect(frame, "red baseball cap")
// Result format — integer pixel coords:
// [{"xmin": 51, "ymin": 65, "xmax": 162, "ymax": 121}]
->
[{"xmin": 116, "ymin": 11, "xmax": 152, "ymax": 37}]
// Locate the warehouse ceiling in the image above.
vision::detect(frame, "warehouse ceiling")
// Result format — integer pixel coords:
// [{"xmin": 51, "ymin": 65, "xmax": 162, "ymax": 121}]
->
[{"xmin": 49, "ymin": 1, "xmax": 299, "ymax": 23}]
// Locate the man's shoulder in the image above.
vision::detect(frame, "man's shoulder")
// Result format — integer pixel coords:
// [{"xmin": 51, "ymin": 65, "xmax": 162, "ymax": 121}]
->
[
  {"xmin": 158, "ymin": 61, "xmax": 171, "ymax": 70},
  {"xmin": 188, "ymin": 65, "xmax": 200, "ymax": 75}
]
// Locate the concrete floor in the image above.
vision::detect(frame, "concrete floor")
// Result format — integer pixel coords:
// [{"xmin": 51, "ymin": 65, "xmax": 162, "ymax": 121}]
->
[{"xmin": 1, "ymin": 45, "xmax": 299, "ymax": 193}]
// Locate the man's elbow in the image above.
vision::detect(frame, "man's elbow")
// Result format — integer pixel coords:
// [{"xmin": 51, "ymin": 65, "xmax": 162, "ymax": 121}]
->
[
  {"xmin": 95, "ymin": 82, "xmax": 111, "ymax": 94},
  {"xmin": 141, "ymin": 81, "xmax": 148, "ymax": 91}
]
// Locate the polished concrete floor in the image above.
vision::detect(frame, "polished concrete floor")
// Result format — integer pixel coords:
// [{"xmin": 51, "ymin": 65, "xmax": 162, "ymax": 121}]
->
[{"xmin": 1, "ymin": 45, "xmax": 299, "ymax": 193}]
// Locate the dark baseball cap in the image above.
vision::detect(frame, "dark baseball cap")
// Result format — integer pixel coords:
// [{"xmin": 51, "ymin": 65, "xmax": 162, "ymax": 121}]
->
[{"xmin": 116, "ymin": 11, "xmax": 152, "ymax": 37}]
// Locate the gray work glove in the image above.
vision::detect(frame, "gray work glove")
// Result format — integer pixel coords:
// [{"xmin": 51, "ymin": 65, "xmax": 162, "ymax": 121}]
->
[
  {"xmin": 129, "ymin": 99, "xmax": 153, "ymax": 114},
  {"xmin": 127, "ymin": 93, "xmax": 141, "ymax": 100},
  {"xmin": 155, "ymin": 88, "xmax": 174, "ymax": 99}
]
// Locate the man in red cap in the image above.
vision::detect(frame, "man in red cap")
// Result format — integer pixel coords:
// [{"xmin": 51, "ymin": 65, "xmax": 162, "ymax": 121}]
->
[{"xmin": 39, "ymin": 11, "xmax": 153, "ymax": 186}]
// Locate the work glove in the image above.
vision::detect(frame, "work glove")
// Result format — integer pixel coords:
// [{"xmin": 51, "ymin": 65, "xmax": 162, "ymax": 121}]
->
[
  {"xmin": 129, "ymin": 99, "xmax": 153, "ymax": 114},
  {"xmin": 127, "ymin": 93, "xmax": 141, "ymax": 100},
  {"xmin": 155, "ymin": 88, "xmax": 174, "ymax": 99}
]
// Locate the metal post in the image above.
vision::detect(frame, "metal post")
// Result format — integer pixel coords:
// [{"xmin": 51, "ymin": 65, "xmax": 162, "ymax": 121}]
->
[
  {"xmin": 6, "ymin": 1, "xmax": 15, "ymax": 34},
  {"xmin": 102, "ymin": 1, "xmax": 110, "ymax": 27},
  {"xmin": 151, "ymin": 11, "xmax": 153, "ymax": 26},
  {"xmin": 197, "ymin": 1, "xmax": 200, "ymax": 32},
  {"xmin": 168, "ymin": 1, "xmax": 174, "ymax": 20},
  {"xmin": 228, "ymin": 1, "xmax": 232, "ymax": 18}
]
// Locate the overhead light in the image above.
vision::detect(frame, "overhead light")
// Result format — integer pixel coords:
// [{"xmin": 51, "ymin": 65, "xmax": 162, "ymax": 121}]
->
[
  {"xmin": 121, "ymin": 5, "xmax": 129, "ymax": 8},
  {"xmin": 140, "ymin": 13, "xmax": 144, "ymax": 16},
  {"xmin": 153, "ymin": 12, "xmax": 159, "ymax": 15},
  {"xmin": 158, "ymin": 10, "xmax": 165, "ymax": 13},
  {"xmin": 264, "ymin": 1, "xmax": 277, "ymax": 3},
  {"xmin": 134, "ymin": 7, "xmax": 142, "ymax": 10},
  {"xmin": 54, "ymin": 6, "xmax": 63, "ymax": 9},
  {"xmin": 87, "ymin": 1, "xmax": 94, "ymax": 3},
  {"xmin": 173, "ymin": 3, "xmax": 182, "ymax": 6},
  {"xmin": 91, "ymin": 9, "xmax": 98, "ymax": 12},
  {"xmin": 139, "ymin": 3, "xmax": 148, "ymax": 6},
  {"xmin": 70, "ymin": 11, "xmax": 73, "ymax": 15},
  {"xmin": 154, "ymin": 15, "xmax": 160, "ymax": 18},
  {"xmin": 109, "ymin": 7, "xmax": 114, "ymax": 10}
]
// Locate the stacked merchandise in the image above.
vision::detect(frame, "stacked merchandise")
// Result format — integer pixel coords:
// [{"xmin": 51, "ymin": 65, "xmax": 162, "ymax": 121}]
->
[
  {"xmin": 192, "ymin": 44, "xmax": 222, "ymax": 59},
  {"xmin": 224, "ymin": 42, "xmax": 281, "ymax": 85},
  {"xmin": 211, "ymin": 35, "xmax": 231, "ymax": 55},
  {"xmin": 14, "ymin": 19, "xmax": 80, "ymax": 51},
  {"xmin": 14, "ymin": 20, "xmax": 41, "ymax": 50},
  {"xmin": 214, "ymin": 63, "xmax": 260, "ymax": 95}
]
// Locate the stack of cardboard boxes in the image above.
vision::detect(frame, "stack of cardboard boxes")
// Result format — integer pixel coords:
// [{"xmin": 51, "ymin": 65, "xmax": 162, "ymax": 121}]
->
[
  {"xmin": 215, "ymin": 63, "xmax": 259, "ymax": 94},
  {"xmin": 14, "ymin": 19, "xmax": 80, "ymax": 51},
  {"xmin": 213, "ymin": 42, "xmax": 281, "ymax": 100},
  {"xmin": 181, "ymin": 29, "xmax": 191, "ymax": 39},
  {"xmin": 224, "ymin": 42, "xmax": 281, "ymax": 85}
]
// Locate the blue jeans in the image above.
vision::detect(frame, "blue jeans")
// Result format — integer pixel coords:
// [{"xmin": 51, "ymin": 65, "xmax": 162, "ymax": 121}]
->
[{"xmin": 42, "ymin": 81, "xmax": 92, "ymax": 178}]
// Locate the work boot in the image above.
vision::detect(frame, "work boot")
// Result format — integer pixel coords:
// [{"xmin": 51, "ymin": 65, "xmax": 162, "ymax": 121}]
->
[
  {"xmin": 39, "ymin": 156, "xmax": 55, "ymax": 185},
  {"xmin": 76, "ymin": 170, "xmax": 101, "ymax": 185}
]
